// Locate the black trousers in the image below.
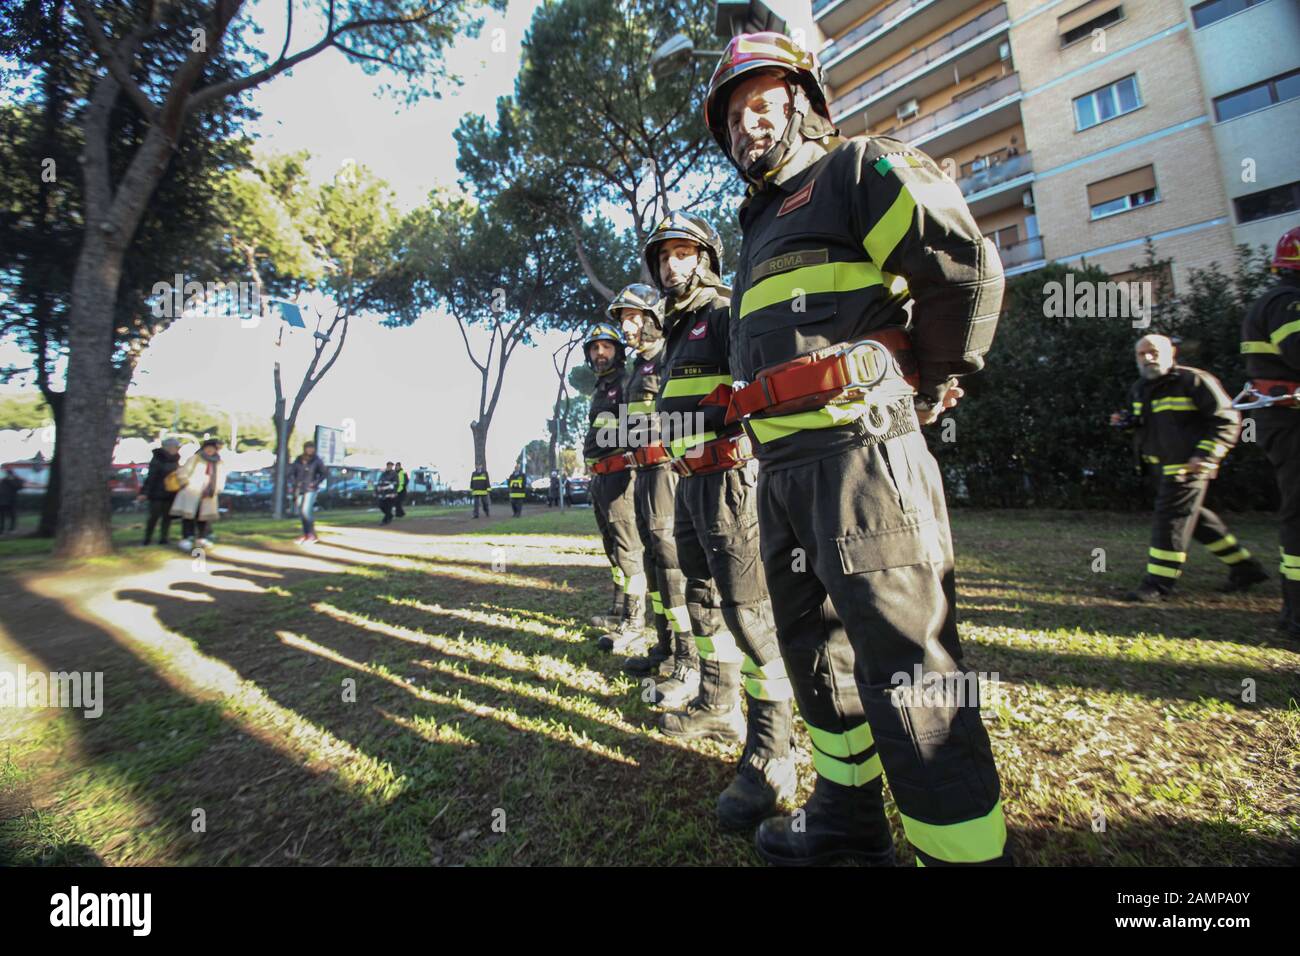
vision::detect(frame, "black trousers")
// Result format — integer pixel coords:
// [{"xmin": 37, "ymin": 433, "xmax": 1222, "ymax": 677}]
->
[
  {"xmin": 1258, "ymin": 409, "xmax": 1300, "ymax": 624},
  {"xmin": 379, "ymin": 498, "xmax": 395, "ymax": 523},
  {"xmin": 1143, "ymin": 474, "xmax": 1254, "ymax": 585},
  {"xmin": 756, "ymin": 419, "xmax": 1006, "ymax": 866},
  {"xmin": 591, "ymin": 471, "xmax": 644, "ymax": 593},
  {"xmin": 676, "ymin": 463, "xmax": 791, "ymax": 755},
  {"xmin": 144, "ymin": 496, "xmax": 175, "ymax": 542},
  {"xmin": 395, "ymin": 491, "xmax": 406, "ymax": 517},
  {"xmin": 0, "ymin": 504, "xmax": 15, "ymax": 533},
  {"xmin": 634, "ymin": 464, "xmax": 688, "ymax": 640},
  {"xmin": 511, "ymin": 497, "xmax": 523, "ymax": 516},
  {"xmin": 472, "ymin": 493, "xmax": 490, "ymax": 517},
  {"xmin": 181, "ymin": 518, "xmax": 210, "ymax": 540}
]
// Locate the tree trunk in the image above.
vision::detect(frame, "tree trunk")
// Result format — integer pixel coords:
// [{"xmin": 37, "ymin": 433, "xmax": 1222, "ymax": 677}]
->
[
  {"xmin": 54, "ymin": 230, "xmax": 127, "ymax": 557},
  {"xmin": 35, "ymin": 392, "xmax": 64, "ymax": 537},
  {"xmin": 471, "ymin": 419, "xmax": 489, "ymax": 473}
]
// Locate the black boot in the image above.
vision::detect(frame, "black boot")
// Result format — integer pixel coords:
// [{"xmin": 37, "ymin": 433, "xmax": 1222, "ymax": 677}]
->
[
  {"xmin": 717, "ymin": 694, "xmax": 796, "ymax": 831},
  {"xmin": 658, "ymin": 658, "xmax": 743, "ymax": 742},
  {"xmin": 590, "ymin": 583, "xmax": 625, "ymax": 629},
  {"xmin": 623, "ymin": 612, "xmax": 673, "ymax": 675},
  {"xmin": 755, "ymin": 776, "xmax": 895, "ymax": 867},
  {"xmin": 1220, "ymin": 558, "xmax": 1269, "ymax": 593},
  {"xmin": 1124, "ymin": 579, "xmax": 1172, "ymax": 602},
  {"xmin": 599, "ymin": 593, "xmax": 648, "ymax": 653},
  {"xmin": 649, "ymin": 627, "xmax": 701, "ymax": 709}
]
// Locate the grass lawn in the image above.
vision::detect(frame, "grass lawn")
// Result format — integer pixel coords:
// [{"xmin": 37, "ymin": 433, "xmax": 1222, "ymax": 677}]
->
[{"xmin": 0, "ymin": 505, "xmax": 1296, "ymax": 866}]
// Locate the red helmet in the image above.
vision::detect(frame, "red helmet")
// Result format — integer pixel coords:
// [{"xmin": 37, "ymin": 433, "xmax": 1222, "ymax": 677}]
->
[
  {"xmin": 703, "ymin": 32, "xmax": 832, "ymax": 159},
  {"xmin": 1272, "ymin": 226, "xmax": 1300, "ymax": 271}
]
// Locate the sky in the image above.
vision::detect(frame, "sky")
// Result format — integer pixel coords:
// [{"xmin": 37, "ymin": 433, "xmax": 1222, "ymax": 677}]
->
[{"xmin": 4, "ymin": 0, "xmax": 603, "ymax": 483}]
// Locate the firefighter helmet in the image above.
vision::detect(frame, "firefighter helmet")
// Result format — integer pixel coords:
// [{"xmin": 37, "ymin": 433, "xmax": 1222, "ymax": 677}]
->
[
  {"xmin": 703, "ymin": 32, "xmax": 832, "ymax": 167},
  {"xmin": 584, "ymin": 323, "xmax": 626, "ymax": 370},
  {"xmin": 607, "ymin": 283, "xmax": 665, "ymax": 327},
  {"xmin": 1272, "ymin": 226, "xmax": 1300, "ymax": 272},
  {"xmin": 642, "ymin": 212, "xmax": 723, "ymax": 293}
]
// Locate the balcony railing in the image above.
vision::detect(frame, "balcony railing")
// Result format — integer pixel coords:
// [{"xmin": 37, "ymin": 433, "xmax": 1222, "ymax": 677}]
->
[
  {"xmin": 996, "ymin": 236, "xmax": 1044, "ymax": 269},
  {"xmin": 822, "ymin": 0, "xmax": 927, "ymax": 64},
  {"xmin": 957, "ymin": 150, "xmax": 1032, "ymax": 197},
  {"xmin": 813, "ymin": 0, "xmax": 838, "ymax": 14},
  {"xmin": 888, "ymin": 72, "xmax": 1021, "ymax": 142},
  {"xmin": 830, "ymin": 5, "xmax": 1010, "ymax": 117}
]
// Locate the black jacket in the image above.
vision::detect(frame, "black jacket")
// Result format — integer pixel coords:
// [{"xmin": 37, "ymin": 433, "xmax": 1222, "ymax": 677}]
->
[
  {"xmin": 624, "ymin": 341, "xmax": 668, "ymax": 455},
  {"xmin": 657, "ymin": 282, "xmax": 737, "ymax": 457},
  {"xmin": 376, "ymin": 469, "xmax": 398, "ymax": 499},
  {"xmin": 584, "ymin": 364, "xmax": 630, "ymax": 464},
  {"xmin": 730, "ymin": 135, "xmax": 1003, "ymax": 466},
  {"xmin": 142, "ymin": 448, "xmax": 180, "ymax": 501},
  {"xmin": 1128, "ymin": 366, "xmax": 1240, "ymax": 475},
  {"xmin": 0, "ymin": 474, "xmax": 22, "ymax": 507},
  {"xmin": 1241, "ymin": 273, "xmax": 1300, "ymax": 382},
  {"xmin": 287, "ymin": 455, "xmax": 327, "ymax": 493}
]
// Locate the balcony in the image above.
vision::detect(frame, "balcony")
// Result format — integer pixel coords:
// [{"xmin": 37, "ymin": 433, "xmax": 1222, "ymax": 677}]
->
[
  {"xmin": 813, "ymin": 0, "xmax": 868, "ymax": 37},
  {"xmin": 888, "ymin": 72, "xmax": 1022, "ymax": 156},
  {"xmin": 996, "ymin": 236, "xmax": 1046, "ymax": 273},
  {"xmin": 821, "ymin": 0, "xmax": 987, "ymax": 89},
  {"xmin": 830, "ymin": 5, "xmax": 1010, "ymax": 122},
  {"xmin": 957, "ymin": 149, "xmax": 1032, "ymax": 198}
]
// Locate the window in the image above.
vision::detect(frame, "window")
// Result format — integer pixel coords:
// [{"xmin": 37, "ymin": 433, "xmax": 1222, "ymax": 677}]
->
[
  {"xmin": 1058, "ymin": 2, "xmax": 1123, "ymax": 47},
  {"xmin": 1233, "ymin": 181, "xmax": 1300, "ymax": 224},
  {"xmin": 984, "ymin": 225, "xmax": 1021, "ymax": 249},
  {"xmin": 1087, "ymin": 165, "xmax": 1159, "ymax": 219},
  {"xmin": 1074, "ymin": 75, "xmax": 1141, "ymax": 130},
  {"xmin": 1191, "ymin": 0, "xmax": 1265, "ymax": 29},
  {"xmin": 1213, "ymin": 69, "xmax": 1300, "ymax": 122}
]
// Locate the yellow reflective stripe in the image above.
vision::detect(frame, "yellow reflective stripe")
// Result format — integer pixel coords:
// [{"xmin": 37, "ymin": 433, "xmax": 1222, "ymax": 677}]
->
[
  {"xmin": 1283, "ymin": 567, "xmax": 1300, "ymax": 581},
  {"xmin": 740, "ymin": 654, "xmax": 793, "ymax": 701},
  {"xmin": 1149, "ymin": 547, "xmax": 1187, "ymax": 562},
  {"xmin": 1196, "ymin": 440, "xmax": 1228, "ymax": 458},
  {"xmin": 626, "ymin": 400, "xmax": 656, "ymax": 414},
  {"xmin": 1205, "ymin": 535, "xmax": 1238, "ymax": 553},
  {"xmin": 748, "ymin": 401, "xmax": 869, "ymax": 444},
  {"xmin": 1142, "ymin": 455, "xmax": 1159, "ymax": 464},
  {"xmin": 664, "ymin": 605, "xmax": 691, "ymax": 633},
  {"xmin": 611, "ymin": 566, "xmax": 627, "ymax": 587},
  {"xmin": 806, "ymin": 720, "xmax": 875, "ymax": 758},
  {"xmin": 662, "ymin": 374, "xmax": 731, "ymax": 399},
  {"xmin": 812, "ymin": 749, "xmax": 884, "ymax": 787},
  {"xmin": 1147, "ymin": 563, "xmax": 1181, "ymax": 578},
  {"xmin": 593, "ymin": 412, "xmax": 619, "ymax": 429},
  {"xmin": 900, "ymin": 801, "xmax": 1006, "ymax": 864},
  {"xmin": 1242, "ymin": 340, "xmax": 1281, "ymax": 355},
  {"xmin": 648, "ymin": 591, "xmax": 663, "ymax": 615},
  {"xmin": 1282, "ymin": 552, "xmax": 1300, "ymax": 567},
  {"xmin": 695, "ymin": 631, "xmax": 744, "ymax": 663},
  {"xmin": 738, "ymin": 260, "xmax": 886, "ymax": 319},
  {"xmin": 668, "ymin": 429, "xmax": 718, "ymax": 458},
  {"xmin": 1162, "ymin": 463, "xmax": 1188, "ymax": 475},
  {"xmin": 471, "ymin": 489, "xmax": 488, "ymax": 495},
  {"xmin": 1217, "ymin": 549, "xmax": 1250, "ymax": 565},
  {"xmin": 1270, "ymin": 317, "xmax": 1300, "ymax": 346},
  {"xmin": 1151, "ymin": 399, "xmax": 1196, "ymax": 412},
  {"xmin": 1131, "ymin": 402, "xmax": 1143, "ymax": 412},
  {"xmin": 863, "ymin": 183, "xmax": 917, "ymax": 268}
]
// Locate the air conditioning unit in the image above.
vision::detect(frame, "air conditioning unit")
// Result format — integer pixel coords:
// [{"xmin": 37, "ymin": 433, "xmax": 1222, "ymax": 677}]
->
[
  {"xmin": 1022, "ymin": 188, "xmax": 1035, "ymax": 208},
  {"xmin": 896, "ymin": 98, "xmax": 920, "ymax": 121}
]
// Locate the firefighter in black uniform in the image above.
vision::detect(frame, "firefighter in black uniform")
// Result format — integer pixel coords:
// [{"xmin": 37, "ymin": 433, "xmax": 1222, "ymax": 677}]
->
[
  {"xmin": 604, "ymin": 283, "xmax": 690, "ymax": 676},
  {"xmin": 646, "ymin": 212, "xmax": 798, "ymax": 829},
  {"xmin": 1239, "ymin": 226, "xmax": 1300, "ymax": 639},
  {"xmin": 1114, "ymin": 334, "xmax": 1267, "ymax": 601},
  {"xmin": 583, "ymin": 324, "xmax": 648, "ymax": 640},
  {"xmin": 470, "ymin": 467, "xmax": 491, "ymax": 518},
  {"xmin": 705, "ymin": 33, "xmax": 1009, "ymax": 865},
  {"xmin": 508, "ymin": 468, "xmax": 526, "ymax": 517}
]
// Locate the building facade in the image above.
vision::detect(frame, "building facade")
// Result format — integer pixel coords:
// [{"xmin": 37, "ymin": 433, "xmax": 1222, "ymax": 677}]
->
[{"xmin": 808, "ymin": 0, "xmax": 1300, "ymax": 290}]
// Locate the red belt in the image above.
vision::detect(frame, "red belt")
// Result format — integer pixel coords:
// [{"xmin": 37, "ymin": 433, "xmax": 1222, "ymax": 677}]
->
[
  {"xmin": 632, "ymin": 444, "xmax": 672, "ymax": 468},
  {"xmin": 590, "ymin": 453, "xmax": 633, "ymax": 475},
  {"xmin": 1252, "ymin": 379, "xmax": 1300, "ymax": 406},
  {"xmin": 671, "ymin": 433, "xmax": 753, "ymax": 477},
  {"xmin": 718, "ymin": 327, "xmax": 919, "ymax": 424}
]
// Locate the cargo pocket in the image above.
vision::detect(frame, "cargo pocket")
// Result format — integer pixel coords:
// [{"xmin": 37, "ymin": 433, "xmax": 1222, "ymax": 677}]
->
[{"xmin": 835, "ymin": 519, "xmax": 943, "ymax": 574}]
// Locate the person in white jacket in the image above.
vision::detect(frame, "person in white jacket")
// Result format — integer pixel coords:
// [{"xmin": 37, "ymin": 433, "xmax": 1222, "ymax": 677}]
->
[{"xmin": 170, "ymin": 438, "xmax": 227, "ymax": 550}]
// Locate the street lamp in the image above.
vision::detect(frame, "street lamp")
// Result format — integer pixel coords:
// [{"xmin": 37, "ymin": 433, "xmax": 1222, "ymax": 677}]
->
[
  {"xmin": 649, "ymin": 2, "xmax": 789, "ymax": 81},
  {"xmin": 649, "ymin": 34, "xmax": 721, "ymax": 82}
]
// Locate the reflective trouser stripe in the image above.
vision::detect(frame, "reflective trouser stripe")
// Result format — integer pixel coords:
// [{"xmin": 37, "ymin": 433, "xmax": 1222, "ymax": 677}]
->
[
  {"xmin": 1205, "ymin": 535, "xmax": 1238, "ymax": 553},
  {"xmin": 611, "ymin": 566, "xmax": 627, "ymax": 588},
  {"xmin": 696, "ymin": 630, "xmax": 743, "ymax": 663},
  {"xmin": 648, "ymin": 591, "xmax": 663, "ymax": 615},
  {"xmin": 625, "ymin": 573, "xmax": 647, "ymax": 595},
  {"xmin": 806, "ymin": 721, "xmax": 882, "ymax": 788},
  {"xmin": 900, "ymin": 801, "xmax": 1007, "ymax": 865},
  {"xmin": 1150, "ymin": 547, "xmax": 1187, "ymax": 562},
  {"xmin": 740, "ymin": 653, "xmax": 793, "ymax": 701},
  {"xmin": 1148, "ymin": 546, "xmax": 1185, "ymax": 579},
  {"xmin": 1206, "ymin": 535, "xmax": 1251, "ymax": 564},
  {"xmin": 664, "ymin": 605, "xmax": 691, "ymax": 633},
  {"xmin": 1147, "ymin": 563, "xmax": 1181, "ymax": 578},
  {"xmin": 1283, "ymin": 552, "xmax": 1300, "ymax": 580}
]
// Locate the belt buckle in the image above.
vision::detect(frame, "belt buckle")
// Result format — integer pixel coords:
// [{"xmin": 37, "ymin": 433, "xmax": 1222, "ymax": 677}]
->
[{"xmin": 838, "ymin": 339, "xmax": 892, "ymax": 393}]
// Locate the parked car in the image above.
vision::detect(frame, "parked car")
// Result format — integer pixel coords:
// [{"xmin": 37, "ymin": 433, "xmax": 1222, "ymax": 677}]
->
[
  {"xmin": 564, "ymin": 475, "xmax": 590, "ymax": 505},
  {"xmin": 109, "ymin": 463, "xmax": 148, "ymax": 511}
]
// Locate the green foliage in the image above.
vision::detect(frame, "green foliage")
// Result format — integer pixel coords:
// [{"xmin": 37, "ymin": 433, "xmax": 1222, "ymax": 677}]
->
[{"xmin": 930, "ymin": 244, "xmax": 1278, "ymax": 510}]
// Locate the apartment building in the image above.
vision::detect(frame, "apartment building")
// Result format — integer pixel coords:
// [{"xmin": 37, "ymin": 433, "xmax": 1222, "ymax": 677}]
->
[{"xmin": 807, "ymin": 0, "xmax": 1300, "ymax": 290}]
